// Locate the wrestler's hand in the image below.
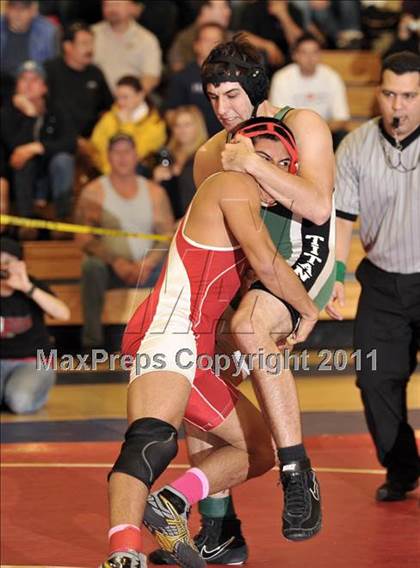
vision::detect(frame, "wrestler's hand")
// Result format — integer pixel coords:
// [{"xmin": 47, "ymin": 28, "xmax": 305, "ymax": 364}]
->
[
  {"xmin": 239, "ymin": 267, "xmax": 257, "ymax": 297},
  {"xmin": 259, "ymin": 186, "xmax": 276, "ymax": 206},
  {"xmin": 325, "ymin": 282, "xmax": 345, "ymax": 321},
  {"xmin": 222, "ymin": 135, "xmax": 254, "ymax": 173},
  {"xmin": 291, "ymin": 312, "xmax": 318, "ymax": 344}
]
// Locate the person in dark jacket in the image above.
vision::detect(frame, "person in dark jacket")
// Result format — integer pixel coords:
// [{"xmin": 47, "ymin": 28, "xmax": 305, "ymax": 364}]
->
[
  {"xmin": 44, "ymin": 22, "xmax": 113, "ymax": 139},
  {"xmin": 0, "ymin": 61, "xmax": 77, "ymax": 228}
]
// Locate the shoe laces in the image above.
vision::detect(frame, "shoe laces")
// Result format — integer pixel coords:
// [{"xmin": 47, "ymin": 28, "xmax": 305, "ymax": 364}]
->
[
  {"xmin": 108, "ymin": 554, "xmax": 142, "ymax": 568},
  {"xmin": 195, "ymin": 517, "xmax": 222, "ymax": 547},
  {"xmin": 282, "ymin": 473, "xmax": 307, "ymax": 516}
]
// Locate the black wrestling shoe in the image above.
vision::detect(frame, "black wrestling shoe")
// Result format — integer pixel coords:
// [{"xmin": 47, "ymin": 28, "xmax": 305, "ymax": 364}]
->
[
  {"xmin": 280, "ymin": 458, "xmax": 322, "ymax": 541},
  {"xmin": 376, "ymin": 479, "xmax": 419, "ymax": 502},
  {"xmin": 195, "ymin": 517, "xmax": 248, "ymax": 565},
  {"xmin": 100, "ymin": 550, "xmax": 147, "ymax": 568},
  {"xmin": 149, "ymin": 517, "xmax": 248, "ymax": 565},
  {"xmin": 143, "ymin": 487, "xmax": 205, "ymax": 568}
]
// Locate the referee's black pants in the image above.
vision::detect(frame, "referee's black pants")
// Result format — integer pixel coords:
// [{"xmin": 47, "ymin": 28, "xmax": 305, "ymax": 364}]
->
[{"xmin": 354, "ymin": 259, "xmax": 420, "ymax": 485}]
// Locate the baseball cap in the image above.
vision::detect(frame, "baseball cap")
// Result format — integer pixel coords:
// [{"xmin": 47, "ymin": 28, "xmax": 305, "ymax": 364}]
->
[
  {"xmin": 15, "ymin": 60, "xmax": 46, "ymax": 80},
  {"xmin": 108, "ymin": 133, "xmax": 136, "ymax": 150}
]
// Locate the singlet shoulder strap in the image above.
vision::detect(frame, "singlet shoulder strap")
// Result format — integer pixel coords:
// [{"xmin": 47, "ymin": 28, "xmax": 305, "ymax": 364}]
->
[{"xmin": 275, "ymin": 106, "xmax": 294, "ymax": 121}]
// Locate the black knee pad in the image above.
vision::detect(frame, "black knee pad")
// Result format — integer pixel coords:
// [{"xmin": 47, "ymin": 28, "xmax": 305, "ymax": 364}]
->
[{"xmin": 110, "ymin": 417, "xmax": 178, "ymax": 488}]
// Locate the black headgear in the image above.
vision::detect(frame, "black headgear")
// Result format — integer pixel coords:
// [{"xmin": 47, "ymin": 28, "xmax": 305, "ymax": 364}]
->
[{"xmin": 202, "ymin": 54, "xmax": 269, "ymax": 110}]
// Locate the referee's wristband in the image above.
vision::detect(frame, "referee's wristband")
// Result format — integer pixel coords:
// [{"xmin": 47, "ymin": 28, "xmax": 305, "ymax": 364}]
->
[{"xmin": 335, "ymin": 261, "xmax": 346, "ymax": 284}]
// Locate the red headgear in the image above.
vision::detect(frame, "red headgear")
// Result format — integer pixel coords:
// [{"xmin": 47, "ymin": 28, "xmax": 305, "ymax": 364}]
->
[{"xmin": 230, "ymin": 116, "xmax": 298, "ymax": 175}]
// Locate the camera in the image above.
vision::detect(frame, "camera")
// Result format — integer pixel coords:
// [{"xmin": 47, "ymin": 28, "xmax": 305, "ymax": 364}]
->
[{"xmin": 156, "ymin": 148, "xmax": 173, "ymax": 168}]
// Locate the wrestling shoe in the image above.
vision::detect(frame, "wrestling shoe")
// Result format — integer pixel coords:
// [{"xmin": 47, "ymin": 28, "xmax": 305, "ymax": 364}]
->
[
  {"xmin": 143, "ymin": 486, "xmax": 206, "ymax": 568},
  {"xmin": 280, "ymin": 458, "xmax": 322, "ymax": 541},
  {"xmin": 195, "ymin": 517, "xmax": 248, "ymax": 565},
  {"xmin": 149, "ymin": 517, "xmax": 248, "ymax": 565},
  {"xmin": 100, "ymin": 550, "xmax": 147, "ymax": 568}
]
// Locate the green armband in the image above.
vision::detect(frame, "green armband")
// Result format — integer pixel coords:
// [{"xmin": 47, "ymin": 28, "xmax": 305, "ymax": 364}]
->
[{"xmin": 335, "ymin": 260, "xmax": 346, "ymax": 283}]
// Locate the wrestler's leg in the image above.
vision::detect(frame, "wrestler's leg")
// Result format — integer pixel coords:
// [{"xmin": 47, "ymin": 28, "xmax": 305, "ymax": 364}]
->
[
  {"xmin": 145, "ymin": 387, "xmax": 274, "ymax": 567},
  {"xmin": 185, "ymin": 392, "xmax": 274, "ymax": 491},
  {"xmin": 231, "ymin": 289, "xmax": 302, "ymax": 448},
  {"xmin": 231, "ymin": 289, "xmax": 322, "ymax": 541},
  {"xmin": 109, "ymin": 371, "xmax": 191, "ymax": 526},
  {"xmin": 147, "ymin": 308, "xmax": 265, "ymax": 566},
  {"xmin": 104, "ymin": 370, "xmax": 202, "ymax": 568}
]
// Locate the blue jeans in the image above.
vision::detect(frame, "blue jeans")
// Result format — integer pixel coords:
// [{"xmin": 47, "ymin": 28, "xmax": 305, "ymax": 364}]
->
[
  {"xmin": 291, "ymin": 0, "xmax": 361, "ymax": 35},
  {"xmin": 48, "ymin": 152, "xmax": 75, "ymax": 218},
  {"xmin": 12, "ymin": 152, "xmax": 75, "ymax": 219},
  {"xmin": 0, "ymin": 359, "xmax": 56, "ymax": 414}
]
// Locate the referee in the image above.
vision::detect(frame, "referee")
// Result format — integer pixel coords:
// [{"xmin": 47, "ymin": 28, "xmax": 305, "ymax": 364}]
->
[{"xmin": 327, "ymin": 51, "xmax": 420, "ymax": 501}]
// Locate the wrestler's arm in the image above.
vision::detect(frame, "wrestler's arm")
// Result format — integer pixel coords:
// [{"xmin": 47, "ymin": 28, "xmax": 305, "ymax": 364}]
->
[
  {"xmin": 218, "ymin": 172, "xmax": 318, "ymax": 329},
  {"xmin": 325, "ymin": 216, "xmax": 354, "ymax": 321},
  {"xmin": 193, "ymin": 131, "xmax": 226, "ymax": 188},
  {"xmin": 224, "ymin": 110, "xmax": 334, "ymax": 225}
]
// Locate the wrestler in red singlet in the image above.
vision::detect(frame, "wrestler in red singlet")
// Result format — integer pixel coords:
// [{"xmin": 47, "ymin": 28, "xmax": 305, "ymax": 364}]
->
[{"xmin": 122, "ymin": 205, "xmax": 247, "ymax": 431}]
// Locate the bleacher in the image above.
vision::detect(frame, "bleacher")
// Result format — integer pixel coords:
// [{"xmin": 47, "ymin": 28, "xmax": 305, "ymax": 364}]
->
[
  {"xmin": 24, "ymin": 232, "xmax": 364, "ymax": 326},
  {"xmin": 321, "ymin": 50, "xmax": 380, "ymax": 127}
]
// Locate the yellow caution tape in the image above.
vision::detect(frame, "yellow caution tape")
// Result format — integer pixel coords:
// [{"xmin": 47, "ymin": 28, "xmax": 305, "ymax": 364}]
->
[{"xmin": 0, "ymin": 214, "xmax": 171, "ymax": 242}]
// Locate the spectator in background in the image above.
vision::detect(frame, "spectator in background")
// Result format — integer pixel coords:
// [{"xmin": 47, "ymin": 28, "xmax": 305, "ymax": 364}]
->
[
  {"xmin": 75, "ymin": 134, "xmax": 174, "ymax": 350},
  {"xmin": 153, "ymin": 106, "xmax": 208, "ymax": 219},
  {"xmin": 135, "ymin": 0, "xmax": 179, "ymax": 55},
  {"xmin": 168, "ymin": 0, "xmax": 284, "ymax": 75},
  {"xmin": 0, "ymin": 237, "xmax": 70, "ymax": 414},
  {"xmin": 291, "ymin": 0, "xmax": 363, "ymax": 49},
  {"xmin": 0, "ymin": 0, "xmax": 59, "ymax": 101},
  {"xmin": 164, "ymin": 23, "xmax": 227, "ymax": 137},
  {"xmin": 384, "ymin": 10, "xmax": 419, "ymax": 58},
  {"xmin": 0, "ymin": 178, "xmax": 9, "ymax": 234},
  {"xmin": 237, "ymin": 0, "xmax": 304, "ymax": 67},
  {"xmin": 90, "ymin": 75, "xmax": 166, "ymax": 176},
  {"xmin": 360, "ymin": 0, "xmax": 401, "ymax": 52},
  {"xmin": 270, "ymin": 33, "xmax": 350, "ymax": 148},
  {"xmin": 45, "ymin": 22, "xmax": 113, "ymax": 142},
  {"xmin": 0, "ymin": 143, "xmax": 10, "ymax": 234},
  {"xmin": 92, "ymin": 0, "xmax": 162, "ymax": 94},
  {"xmin": 168, "ymin": 0, "xmax": 232, "ymax": 72},
  {"xmin": 37, "ymin": 0, "xmax": 103, "ymax": 26},
  {"xmin": 0, "ymin": 61, "xmax": 77, "ymax": 234}
]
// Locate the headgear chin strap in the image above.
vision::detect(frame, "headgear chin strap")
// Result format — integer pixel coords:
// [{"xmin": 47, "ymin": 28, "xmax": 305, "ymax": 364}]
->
[
  {"xmin": 230, "ymin": 117, "xmax": 299, "ymax": 175},
  {"xmin": 202, "ymin": 55, "xmax": 269, "ymax": 111}
]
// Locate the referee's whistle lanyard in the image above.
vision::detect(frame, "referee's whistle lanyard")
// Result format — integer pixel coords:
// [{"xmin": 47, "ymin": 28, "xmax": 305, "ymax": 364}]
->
[{"xmin": 379, "ymin": 129, "xmax": 419, "ymax": 173}]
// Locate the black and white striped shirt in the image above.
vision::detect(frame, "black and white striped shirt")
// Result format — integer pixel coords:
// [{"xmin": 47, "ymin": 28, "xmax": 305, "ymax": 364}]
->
[{"xmin": 335, "ymin": 118, "xmax": 420, "ymax": 274}]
